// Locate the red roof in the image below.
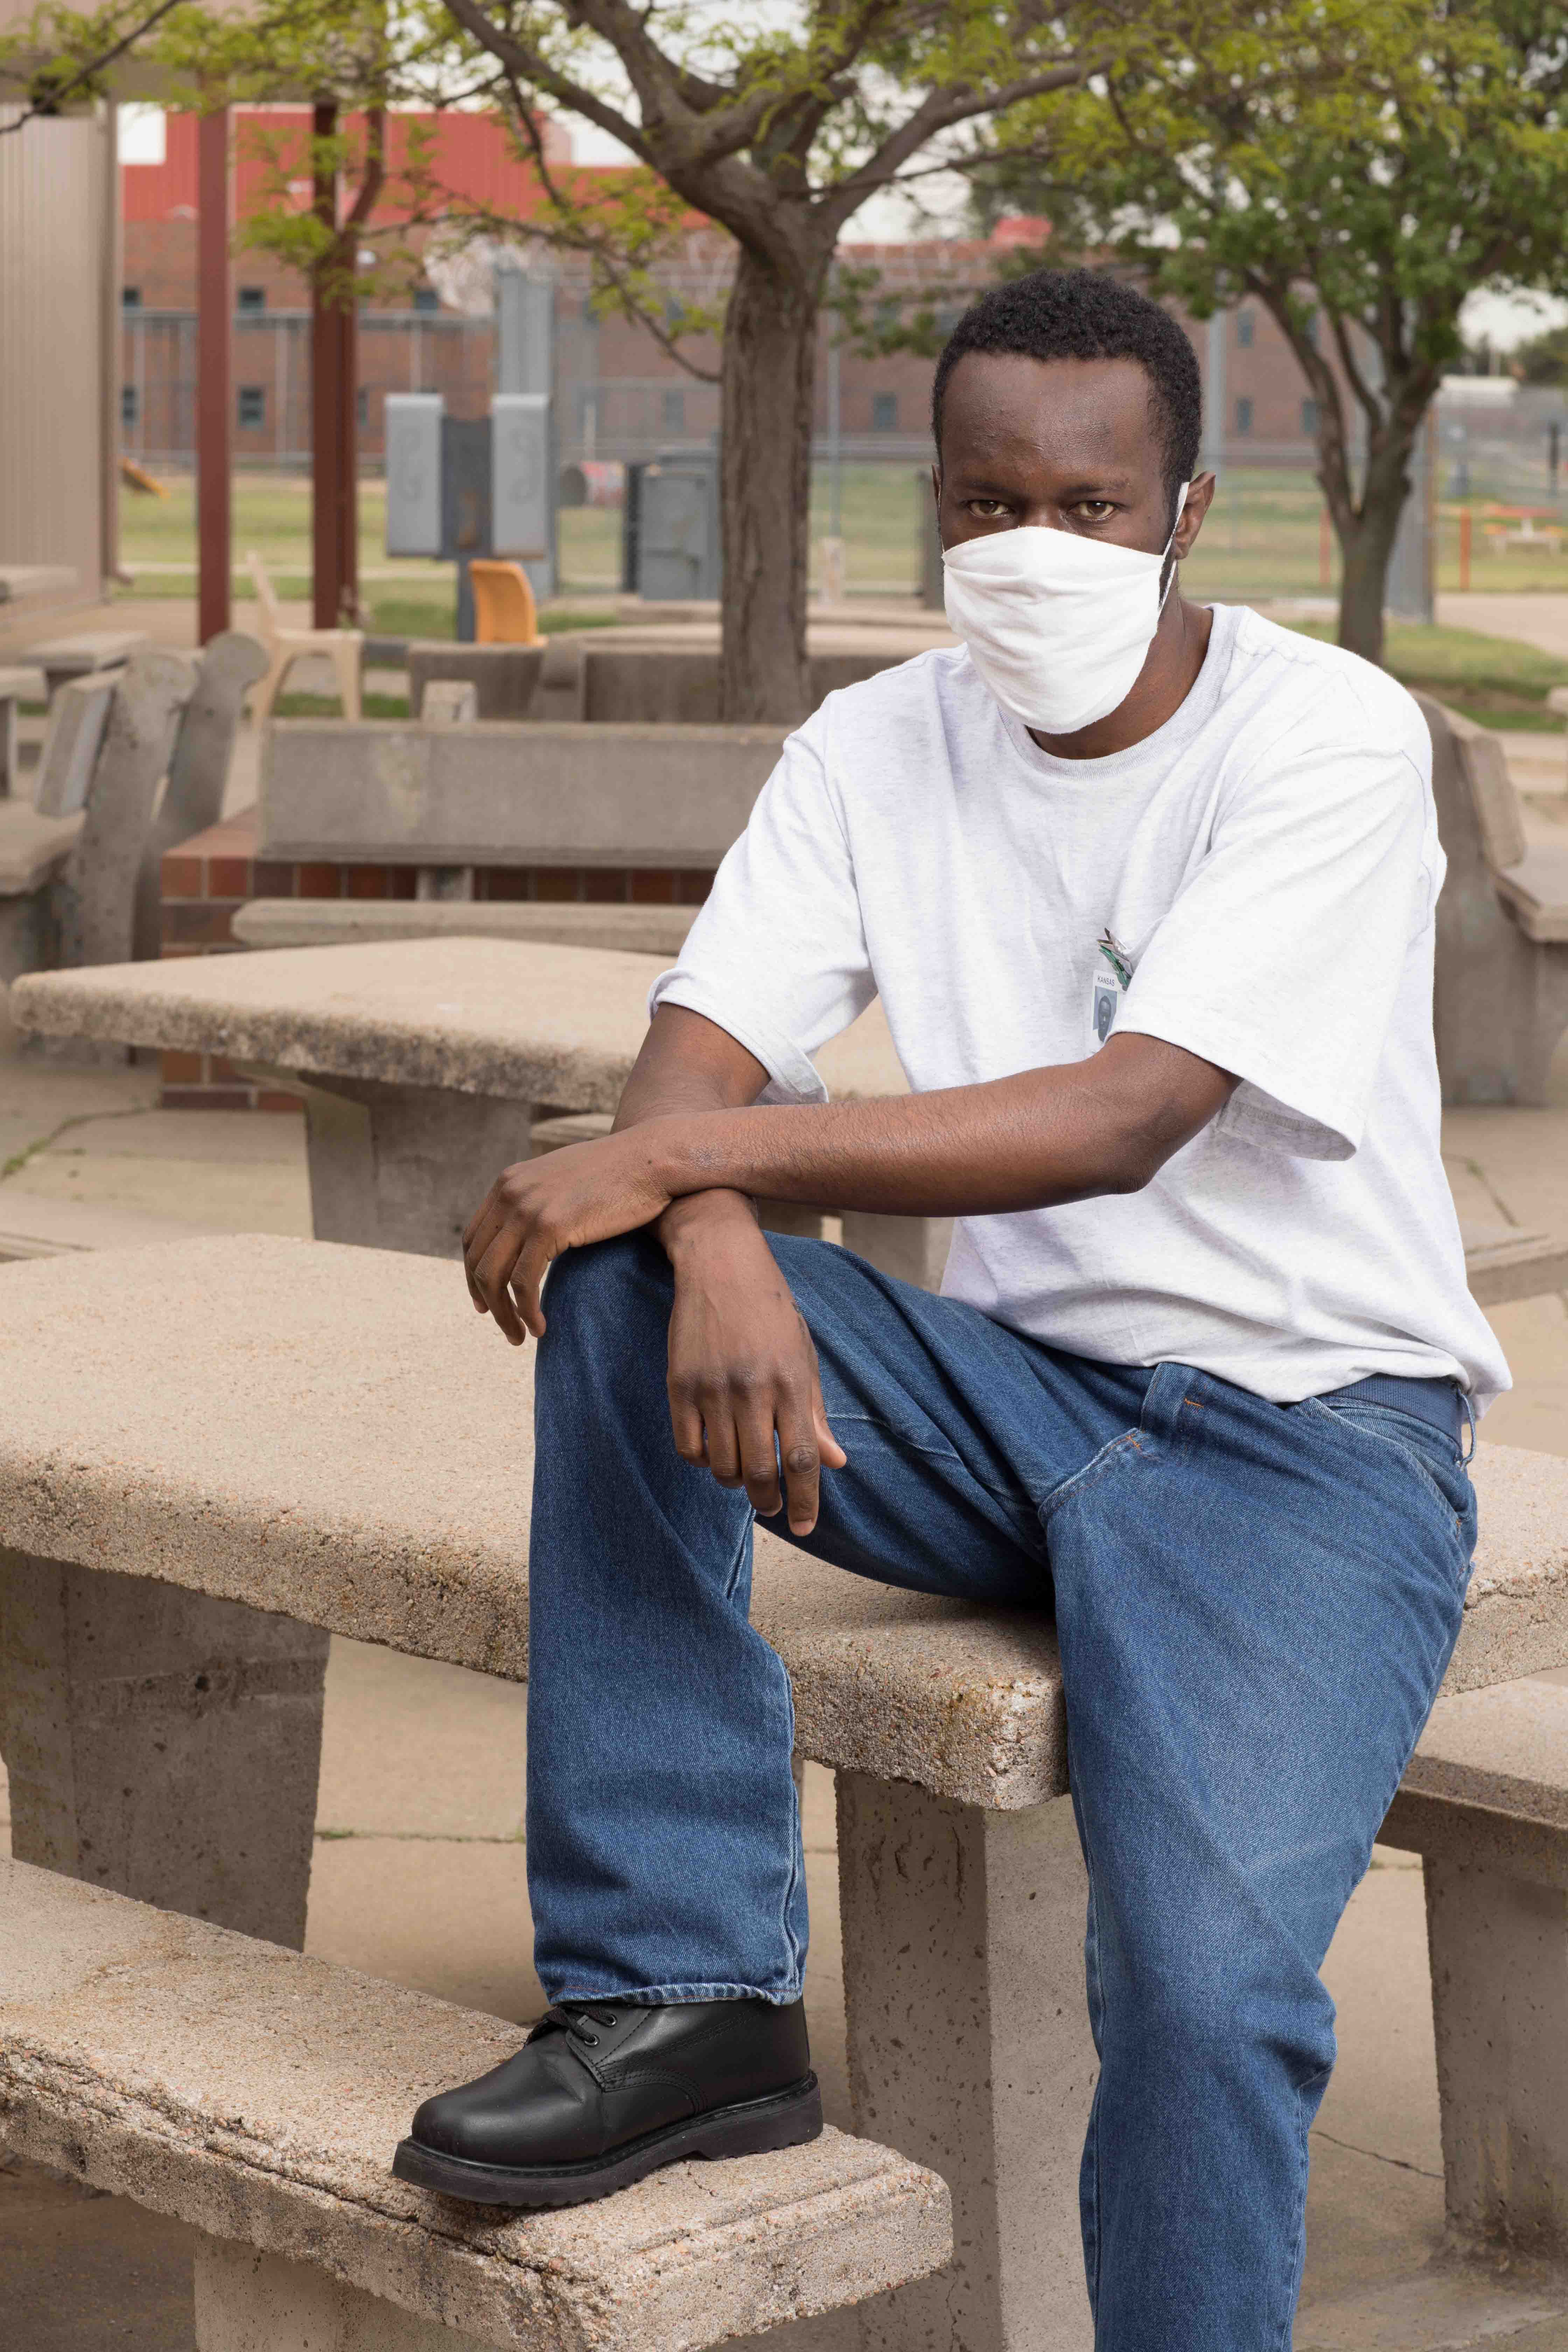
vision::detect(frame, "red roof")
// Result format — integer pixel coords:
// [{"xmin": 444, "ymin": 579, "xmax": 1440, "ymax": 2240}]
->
[{"xmin": 122, "ymin": 107, "xmax": 577, "ymax": 227}]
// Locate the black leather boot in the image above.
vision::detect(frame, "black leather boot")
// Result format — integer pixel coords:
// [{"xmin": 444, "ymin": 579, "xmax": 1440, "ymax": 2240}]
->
[{"xmin": 392, "ymin": 1995, "xmax": 821, "ymax": 2207}]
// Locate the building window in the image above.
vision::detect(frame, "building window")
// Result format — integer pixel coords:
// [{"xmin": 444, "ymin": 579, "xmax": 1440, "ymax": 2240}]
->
[
  {"xmin": 237, "ymin": 286, "xmax": 266, "ymax": 314},
  {"xmin": 1236, "ymin": 306, "xmax": 1254, "ymax": 348},
  {"xmin": 661, "ymin": 387, "xmax": 685, "ymax": 433},
  {"xmin": 1304, "ymin": 312, "xmax": 1319, "ymax": 348},
  {"xmin": 121, "ymin": 384, "xmax": 139, "ymax": 429},
  {"xmin": 1234, "ymin": 396, "xmax": 1253, "ymax": 437},
  {"xmin": 872, "ymin": 391, "xmax": 898, "ymax": 432},
  {"xmin": 356, "ymin": 386, "xmax": 370, "ymax": 427},
  {"xmin": 122, "ymin": 286, "xmax": 142, "ymax": 310},
  {"xmin": 1301, "ymin": 397, "xmax": 1318, "ymax": 436},
  {"xmin": 413, "ymin": 287, "xmax": 440, "ymax": 314},
  {"xmin": 237, "ymin": 384, "xmax": 266, "ymax": 430}
]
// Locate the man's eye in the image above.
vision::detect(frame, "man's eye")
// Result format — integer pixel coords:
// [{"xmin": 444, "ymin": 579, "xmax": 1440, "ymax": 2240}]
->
[
  {"xmin": 965, "ymin": 500, "xmax": 1011, "ymax": 519},
  {"xmin": 1074, "ymin": 502, "xmax": 1116, "ymax": 521}
]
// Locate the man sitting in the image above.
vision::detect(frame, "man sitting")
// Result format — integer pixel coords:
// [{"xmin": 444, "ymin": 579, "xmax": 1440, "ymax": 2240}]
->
[{"xmin": 396, "ymin": 268, "xmax": 1506, "ymax": 2352}]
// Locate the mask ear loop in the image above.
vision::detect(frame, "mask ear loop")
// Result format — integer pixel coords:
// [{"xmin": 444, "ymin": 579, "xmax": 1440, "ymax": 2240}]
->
[{"xmin": 1157, "ymin": 479, "xmax": 1192, "ymax": 612}]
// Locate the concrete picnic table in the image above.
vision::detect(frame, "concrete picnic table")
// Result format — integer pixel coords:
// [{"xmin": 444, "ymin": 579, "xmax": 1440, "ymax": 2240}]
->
[
  {"xmin": 8, "ymin": 937, "xmax": 936, "ymax": 1274},
  {"xmin": 0, "ymin": 564, "xmax": 77, "ymax": 608},
  {"xmin": 10, "ymin": 934, "xmax": 1566, "ymax": 1304}
]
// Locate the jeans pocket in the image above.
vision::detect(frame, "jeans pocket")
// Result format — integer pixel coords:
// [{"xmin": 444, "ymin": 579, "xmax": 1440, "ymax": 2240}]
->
[{"xmin": 1307, "ymin": 1399, "xmax": 1475, "ymax": 1558}]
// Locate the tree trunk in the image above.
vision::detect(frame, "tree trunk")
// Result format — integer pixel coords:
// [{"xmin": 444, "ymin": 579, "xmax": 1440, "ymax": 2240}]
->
[
  {"xmin": 718, "ymin": 242, "xmax": 823, "ymax": 723},
  {"xmin": 1331, "ymin": 428, "xmax": 1423, "ymax": 666}
]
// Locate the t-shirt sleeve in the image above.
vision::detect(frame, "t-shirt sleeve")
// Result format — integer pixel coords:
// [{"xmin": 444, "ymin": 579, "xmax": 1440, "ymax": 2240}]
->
[
  {"xmin": 648, "ymin": 710, "xmax": 875, "ymax": 1104},
  {"xmin": 1113, "ymin": 725, "xmax": 1438, "ymax": 1161}
]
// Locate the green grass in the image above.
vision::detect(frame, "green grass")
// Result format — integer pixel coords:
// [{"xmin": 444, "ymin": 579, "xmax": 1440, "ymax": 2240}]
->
[
  {"xmin": 363, "ymin": 595, "xmax": 622, "ymax": 642},
  {"xmin": 1288, "ymin": 618, "xmax": 1568, "ymax": 728}
]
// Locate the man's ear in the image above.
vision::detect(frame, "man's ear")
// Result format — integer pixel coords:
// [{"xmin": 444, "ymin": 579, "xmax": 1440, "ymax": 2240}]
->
[
  {"xmin": 930, "ymin": 462, "xmax": 941, "ymax": 510},
  {"xmin": 1175, "ymin": 473, "xmax": 1217, "ymax": 559}
]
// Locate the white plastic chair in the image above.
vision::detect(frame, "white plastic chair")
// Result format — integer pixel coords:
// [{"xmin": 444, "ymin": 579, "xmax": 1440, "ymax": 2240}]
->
[{"xmin": 245, "ymin": 551, "xmax": 363, "ymax": 723}]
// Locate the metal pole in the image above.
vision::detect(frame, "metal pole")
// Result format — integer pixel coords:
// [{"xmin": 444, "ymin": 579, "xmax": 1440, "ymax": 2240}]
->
[
  {"xmin": 828, "ymin": 321, "xmax": 842, "ymax": 539},
  {"xmin": 310, "ymin": 100, "xmax": 342, "ymax": 629},
  {"xmin": 196, "ymin": 106, "xmax": 232, "ymax": 643}
]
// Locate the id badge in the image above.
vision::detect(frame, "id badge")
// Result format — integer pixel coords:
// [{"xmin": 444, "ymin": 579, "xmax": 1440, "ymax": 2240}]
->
[{"xmin": 1090, "ymin": 930, "xmax": 1132, "ymax": 1050}]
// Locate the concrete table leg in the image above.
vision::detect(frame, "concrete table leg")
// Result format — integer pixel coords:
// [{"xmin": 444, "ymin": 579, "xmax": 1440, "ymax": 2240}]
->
[
  {"xmin": 1426, "ymin": 1856, "xmax": 1568, "ymax": 2255},
  {"xmin": 0, "ymin": 1551, "xmax": 328, "ymax": 1949},
  {"xmin": 836, "ymin": 1771, "xmax": 1097, "ymax": 2352},
  {"xmin": 195, "ymin": 2238, "xmax": 491, "ymax": 2352},
  {"xmin": 839, "ymin": 1214, "xmax": 952, "ymax": 1295},
  {"xmin": 241, "ymin": 1066, "xmax": 532, "ymax": 1259}
]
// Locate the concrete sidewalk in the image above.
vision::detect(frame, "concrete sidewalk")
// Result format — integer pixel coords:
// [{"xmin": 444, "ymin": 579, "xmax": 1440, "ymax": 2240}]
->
[{"xmin": 1, "ymin": 1054, "xmax": 1567, "ymax": 2346}]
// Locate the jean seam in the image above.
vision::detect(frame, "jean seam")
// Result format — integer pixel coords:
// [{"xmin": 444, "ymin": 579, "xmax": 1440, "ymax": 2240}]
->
[
  {"xmin": 1278, "ymin": 2062, "xmax": 1332, "ymax": 2352},
  {"xmin": 826, "ymin": 1407, "xmax": 1044, "ymax": 1515},
  {"xmin": 1037, "ymin": 1428, "xmax": 1147, "ymax": 1529},
  {"xmin": 1082, "ymin": 1866, "xmax": 1105, "ymax": 2322},
  {"xmin": 777, "ymin": 1665, "xmax": 807, "ymax": 1994}
]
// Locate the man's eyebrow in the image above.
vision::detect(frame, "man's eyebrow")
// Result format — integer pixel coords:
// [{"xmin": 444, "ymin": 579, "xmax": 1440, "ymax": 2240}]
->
[{"xmin": 945, "ymin": 467, "xmax": 1141, "ymax": 497}]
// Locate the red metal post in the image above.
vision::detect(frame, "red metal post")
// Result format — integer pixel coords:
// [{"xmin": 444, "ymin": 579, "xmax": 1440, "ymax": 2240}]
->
[
  {"xmin": 196, "ymin": 107, "xmax": 232, "ymax": 644},
  {"xmin": 311, "ymin": 102, "xmax": 345, "ymax": 630},
  {"xmin": 336, "ymin": 291, "xmax": 360, "ymax": 624}
]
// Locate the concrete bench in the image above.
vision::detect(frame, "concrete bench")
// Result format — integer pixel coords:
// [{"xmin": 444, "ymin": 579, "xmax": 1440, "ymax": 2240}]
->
[
  {"xmin": 0, "ymin": 1857, "xmax": 950, "ymax": 2352},
  {"xmin": 0, "ymin": 803, "xmax": 84, "ymax": 1053},
  {"xmin": 0, "ymin": 1234, "xmax": 1564, "ymax": 2350},
  {"xmin": 0, "ymin": 662, "xmax": 41, "ymax": 796},
  {"xmin": 1460, "ymin": 1224, "xmax": 1568, "ymax": 1307},
  {"xmin": 1380, "ymin": 1673, "xmax": 1568, "ymax": 2253},
  {"xmin": 531, "ymin": 640, "xmax": 913, "ymax": 725},
  {"xmin": 1426, "ymin": 697, "xmax": 1568, "ymax": 1103},
  {"xmin": 28, "ymin": 629, "xmax": 150, "ymax": 700},
  {"xmin": 258, "ymin": 719, "xmax": 787, "ymax": 868},
  {"xmin": 232, "ymin": 896, "xmax": 699, "ymax": 957}
]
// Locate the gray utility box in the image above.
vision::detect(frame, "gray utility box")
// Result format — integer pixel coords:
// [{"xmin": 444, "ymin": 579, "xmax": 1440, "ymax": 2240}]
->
[
  {"xmin": 624, "ymin": 447, "xmax": 721, "ymax": 601},
  {"xmin": 385, "ymin": 392, "xmax": 553, "ymax": 637}
]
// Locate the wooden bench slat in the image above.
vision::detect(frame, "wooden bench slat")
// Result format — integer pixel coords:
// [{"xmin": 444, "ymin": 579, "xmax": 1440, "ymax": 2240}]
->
[{"xmin": 0, "ymin": 1857, "xmax": 950, "ymax": 2352}]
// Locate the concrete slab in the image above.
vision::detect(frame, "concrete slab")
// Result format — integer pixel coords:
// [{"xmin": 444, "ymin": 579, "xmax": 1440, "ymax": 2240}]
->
[
  {"xmin": 0, "ymin": 1237, "xmax": 1559, "ymax": 1785},
  {"xmin": 7, "ymin": 936, "xmax": 909, "ymax": 1110},
  {"xmin": 233, "ymin": 898, "xmax": 698, "ymax": 958},
  {"xmin": 0, "ymin": 1858, "xmax": 952, "ymax": 2352},
  {"xmin": 259, "ymin": 719, "xmax": 788, "ymax": 867}
]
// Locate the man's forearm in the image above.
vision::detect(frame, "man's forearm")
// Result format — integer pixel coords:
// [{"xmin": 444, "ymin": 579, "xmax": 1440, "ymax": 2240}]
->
[
  {"xmin": 628, "ymin": 1037, "xmax": 1233, "ymax": 1221},
  {"xmin": 610, "ymin": 1041, "xmax": 765, "ymax": 1259}
]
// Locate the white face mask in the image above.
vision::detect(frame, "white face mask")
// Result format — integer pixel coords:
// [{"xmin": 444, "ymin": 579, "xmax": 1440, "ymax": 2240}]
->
[{"xmin": 941, "ymin": 485, "xmax": 1190, "ymax": 736}]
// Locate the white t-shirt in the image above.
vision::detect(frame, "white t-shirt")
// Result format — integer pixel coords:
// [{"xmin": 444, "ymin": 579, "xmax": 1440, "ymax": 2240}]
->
[{"xmin": 651, "ymin": 603, "xmax": 1511, "ymax": 1413}]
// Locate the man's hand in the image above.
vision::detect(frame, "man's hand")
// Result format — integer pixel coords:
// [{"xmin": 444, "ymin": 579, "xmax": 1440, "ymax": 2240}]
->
[
  {"xmin": 463, "ymin": 1131, "xmax": 675, "ymax": 1344},
  {"xmin": 663, "ymin": 1196, "xmax": 846, "ymax": 1536}
]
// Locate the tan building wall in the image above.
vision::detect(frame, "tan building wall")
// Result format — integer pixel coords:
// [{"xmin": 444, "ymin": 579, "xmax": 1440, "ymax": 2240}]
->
[{"xmin": 0, "ymin": 103, "xmax": 115, "ymax": 605}]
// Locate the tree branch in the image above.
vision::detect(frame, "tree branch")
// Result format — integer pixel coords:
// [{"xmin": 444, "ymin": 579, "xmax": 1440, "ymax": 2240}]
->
[
  {"xmin": 440, "ymin": 0, "xmax": 657, "ymax": 162},
  {"xmin": 815, "ymin": 57, "xmax": 1090, "ymax": 234},
  {"xmin": 0, "ymin": 0, "xmax": 181, "ymax": 132},
  {"xmin": 492, "ymin": 69, "xmax": 721, "ymax": 381}
]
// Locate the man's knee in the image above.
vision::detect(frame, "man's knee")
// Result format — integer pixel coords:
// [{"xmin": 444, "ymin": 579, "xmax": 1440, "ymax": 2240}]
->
[{"xmin": 541, "ymin": 1232, "xmax": 671, "ymax": 1353}]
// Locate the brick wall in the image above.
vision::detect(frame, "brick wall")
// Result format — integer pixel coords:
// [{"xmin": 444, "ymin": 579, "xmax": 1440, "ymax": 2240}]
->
[{"xmin": 159, "ymin": 805, "xmax": 713, "ymax": 1109}]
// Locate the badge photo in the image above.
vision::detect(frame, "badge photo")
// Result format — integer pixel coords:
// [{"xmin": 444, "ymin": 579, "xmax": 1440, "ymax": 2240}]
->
[{"xmin": 1090, "ymin": 930, "xmax": 1133, "ymax": 1050}]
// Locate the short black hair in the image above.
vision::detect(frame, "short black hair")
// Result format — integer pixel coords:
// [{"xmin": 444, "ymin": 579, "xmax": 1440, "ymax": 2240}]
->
[{"xmin": 932, "ymin": 267, "xmax": 1203, "ymax": 516}]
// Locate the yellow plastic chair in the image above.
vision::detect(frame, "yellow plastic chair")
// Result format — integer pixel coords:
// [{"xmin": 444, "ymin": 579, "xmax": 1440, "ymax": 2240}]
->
[{"xmin": 469, "ymin": 560, "xmax": 545, "ymax": 646}]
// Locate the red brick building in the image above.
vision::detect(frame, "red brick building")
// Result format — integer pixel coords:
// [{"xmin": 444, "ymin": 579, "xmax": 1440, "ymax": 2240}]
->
[{"xmin": 120, "ymin": 110, "xmax": 1328, "ymax": 471}]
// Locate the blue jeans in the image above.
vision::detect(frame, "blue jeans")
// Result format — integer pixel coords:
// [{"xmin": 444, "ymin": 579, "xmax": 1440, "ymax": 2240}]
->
[{"xmin": 528, "ymin": 1233, "xmax": 1476, "ymax": 2351}]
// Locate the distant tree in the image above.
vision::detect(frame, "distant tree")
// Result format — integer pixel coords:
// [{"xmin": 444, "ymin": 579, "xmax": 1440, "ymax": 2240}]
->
[
  {"xmin": 975, "ymin": 0, "xmax": 1568, "ymax": 664},
  {"xmin": 435, "ymin": 1, "xmax": 1093, "ymax": 720},
  {"xmin": 1514, "ymin": 322, "xmax": 1568, "ymax": 388}
]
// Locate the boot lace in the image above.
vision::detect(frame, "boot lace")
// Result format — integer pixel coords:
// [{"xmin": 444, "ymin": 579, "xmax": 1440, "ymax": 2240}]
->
[{"xmin": 528, "ymin": 2001, "xmax": 621, "ymax": 2050}]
